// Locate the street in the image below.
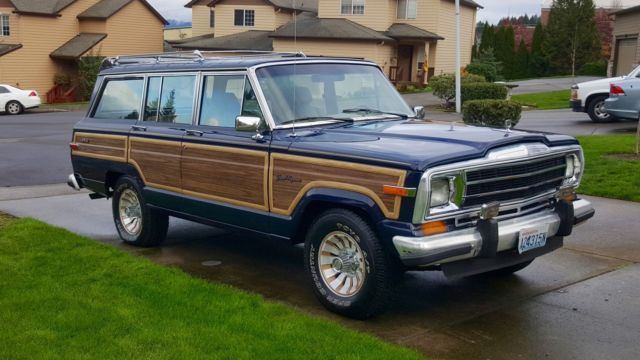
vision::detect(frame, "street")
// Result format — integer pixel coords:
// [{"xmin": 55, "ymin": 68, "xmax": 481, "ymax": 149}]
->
[{"xmin": 1, "ymin": 110, "xmax": 639, "ymax": 359}]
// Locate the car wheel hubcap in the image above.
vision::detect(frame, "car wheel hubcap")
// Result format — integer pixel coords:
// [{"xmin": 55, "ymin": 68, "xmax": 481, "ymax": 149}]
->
[
  {"xmin": 119, "ymin": 189, "xmax": 142, "ymax": 235},
  {"xmin": 595, "ymin": 101, "xmax": 609, "ymax": 118},
  {"xmin": 318, "ymin": 231, "xmax": 366, "ymax": 296},
  {"xmin": 8, "ymin": 103, "xmax": 19, "ymax": 114}
]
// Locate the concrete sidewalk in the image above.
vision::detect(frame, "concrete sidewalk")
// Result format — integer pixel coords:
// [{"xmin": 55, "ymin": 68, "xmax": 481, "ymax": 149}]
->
[{"xmin": 0, "ymin": 185, "xmax": 639, "ymax": 359}]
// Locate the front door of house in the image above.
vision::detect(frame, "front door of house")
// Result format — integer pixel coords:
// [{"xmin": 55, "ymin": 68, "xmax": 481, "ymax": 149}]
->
[{"xmin": 397, "ymin": 45, "xmax": 413, "ymax": 82}]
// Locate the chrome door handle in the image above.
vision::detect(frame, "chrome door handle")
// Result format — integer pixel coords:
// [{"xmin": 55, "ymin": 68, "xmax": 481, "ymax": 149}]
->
[
  {"xmin": 185, "ymin": 129, "xmax": 204, "ymax": 137},
  {"xmin": 131, "ymin": 125, "xmax": 147, "ymax": 132}
]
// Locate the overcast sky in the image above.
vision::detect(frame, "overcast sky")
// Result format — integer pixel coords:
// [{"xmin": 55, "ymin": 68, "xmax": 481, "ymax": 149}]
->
[{"xmin": 146, "ymin": 0, "xmax": 640, "ymax": 25}]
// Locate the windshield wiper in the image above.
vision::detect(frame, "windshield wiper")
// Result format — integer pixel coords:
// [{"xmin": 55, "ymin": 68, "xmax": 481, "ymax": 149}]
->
[
  {"xmin": 280, "ymin": 116, "xmax": 354, "ymax": 125},
  {"xmin": 342, "ymin": 108, "xmax": 410, "ymax": 119}
]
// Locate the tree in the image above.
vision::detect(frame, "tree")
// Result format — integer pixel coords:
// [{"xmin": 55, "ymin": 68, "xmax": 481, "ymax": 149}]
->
[
  {"xmin": 543, "ymin": 0, "xmax": 600, "ymax": 76},
  {"xmin": 529, "ymin": 22, "xmax": 548, "ymax": 77},
  {"xmin": 479, "ymin": 24, "xmax": 495, "ymax": 54},
  {"xmin": 467, "ymin": 48, "xmax": 502, "ymax": 82},
  {"xmin": 494, "ymin": 26, "xmax": 515, "ymax": 79},
  {"xmin": 513, "ymin": 40, "xmax": 529, "ymax": 79}
]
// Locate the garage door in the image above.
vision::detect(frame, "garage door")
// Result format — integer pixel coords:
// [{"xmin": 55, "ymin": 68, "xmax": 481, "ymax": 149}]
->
[{"xmin": 615, "ymin": 38, "xmax": 638, "ymax": 76}]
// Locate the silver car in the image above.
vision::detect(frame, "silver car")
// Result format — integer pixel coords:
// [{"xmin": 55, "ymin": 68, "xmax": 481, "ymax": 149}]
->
[{"xmin": 604, "ymin": 76, "xmax": 640, "ymax": 120}]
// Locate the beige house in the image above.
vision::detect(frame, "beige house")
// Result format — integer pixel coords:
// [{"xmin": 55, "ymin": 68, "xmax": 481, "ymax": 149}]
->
[
  {"xmin": 0, "ymin": 0, "xmax": 166, "ymax": 102},
  {"xmin": 609, "ymin": 5, "xmax": 640, "ymax": 76},
  {"xmin": 173, "ymin": 0, "xmax": 481, "ymax": 85},
  {"xmin": 164, "ymin": 26, "xmax": 193, "ymax": 41}
]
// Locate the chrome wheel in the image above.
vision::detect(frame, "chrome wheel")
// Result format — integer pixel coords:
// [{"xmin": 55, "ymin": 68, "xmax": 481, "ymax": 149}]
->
[
  {"xmin": 318, "ymin": 231, "xmax": 366, "ymax": 296},
  {"xmin": 118, "ymin": 189, "xmax": 142, "ymax": 235},
  {"xmin": 594, "ymin": 100, "xmax": 609, "ymax": 120},
  {"xmin": 6, "ymin": 102, "xmax": 21, "ymax": 115}
]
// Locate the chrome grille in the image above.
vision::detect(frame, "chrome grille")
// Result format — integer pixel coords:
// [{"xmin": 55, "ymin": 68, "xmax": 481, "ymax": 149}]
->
[{"xmin": 463, "ymin": 156, "xmax": 566, "ymax": 207}]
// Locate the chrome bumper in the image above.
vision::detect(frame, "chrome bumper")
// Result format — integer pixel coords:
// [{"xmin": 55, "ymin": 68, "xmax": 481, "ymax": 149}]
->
[{"xmin": 393, "ymin": 199, "xmax": 594, "ymax": 267}]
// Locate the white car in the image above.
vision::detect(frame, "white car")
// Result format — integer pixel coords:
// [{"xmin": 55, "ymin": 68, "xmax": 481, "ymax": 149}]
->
[
  {"xmin": 0, "ymin": 84, "xmax": 41, "ymax": 115},
  {"xmin": 570, "ymin": 65, "xmax": 640, "ymax": 122}
]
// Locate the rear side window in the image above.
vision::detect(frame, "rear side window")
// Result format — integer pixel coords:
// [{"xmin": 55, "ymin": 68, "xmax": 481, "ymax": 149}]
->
[
  {"xmin": 144, "ymin": 75, "xmax": 196, "ymax": 124},
  {"xmin": 0, "ymin": 86, "xmax": 10, "ymax": 94},
  {"xmin": 93, "ymin": 78, "xmax": 144, "ymax": 120}
]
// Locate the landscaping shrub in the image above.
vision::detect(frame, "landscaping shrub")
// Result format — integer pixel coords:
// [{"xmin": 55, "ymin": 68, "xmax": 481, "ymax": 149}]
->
[
  {"xmin": 431, "ymin": 73, "xmax": 486, "ymax": 106},
  {"xmin": 461, "ymin": 82, "xmax": 508, "ymax": 102},
  {"xmin": 579, "ymin": 60, "xmax": 607, "ymax": 76},
  {"xmin": 466, "ymin": 62, "xmax": 499, "ymax": 82},
  {"xmin": 463, "ymin": 99, "xmax": 522, "ymax": 127},
  {"xmin": 77, "ymin": 56, "xmax": 104, "ymax": 100}
]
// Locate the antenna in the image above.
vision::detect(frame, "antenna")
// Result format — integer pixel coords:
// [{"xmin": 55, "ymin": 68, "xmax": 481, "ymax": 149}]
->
[{"xmin": 291, "ymin": 0, "xmax": 298, "ymax": 137}]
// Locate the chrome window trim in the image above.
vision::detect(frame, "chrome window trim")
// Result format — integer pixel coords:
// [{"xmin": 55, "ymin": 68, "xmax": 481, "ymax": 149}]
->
[{"xmin": 412, "ymin": 144, "xmax": 584, "ymax": 224}]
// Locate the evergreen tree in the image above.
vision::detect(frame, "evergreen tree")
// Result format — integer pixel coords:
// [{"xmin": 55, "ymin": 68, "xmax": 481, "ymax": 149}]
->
[
  {"xmin": 514, "ymin": 40, "xmax": 529, "ymax": 79},
  {"xmin": 494, "ymin": 26, "xmax": 515, "ymax": 79},
  {"xmin": 543, "ymin": 0, "xmax": 600, "ymax": 76},
  {"xmin": 529, "ymin": 22, "xmax": 548, "ymax": 77},
  {"xmin": 479, "ymin": 24, "xmax": 495, "ymax": 54}
]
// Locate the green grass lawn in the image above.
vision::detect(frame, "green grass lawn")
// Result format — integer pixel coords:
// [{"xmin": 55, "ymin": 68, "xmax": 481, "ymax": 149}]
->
[
  {"xmin": 578, "ymin": 135, "xmax": 640, "ymax": 202},
  {"xmin": 511, "ymin": 90, "xmax": 571, "ymax": 110},
  {"xmin": 0, "ymin": 215, "xmax": 423, "ymax": 360}
]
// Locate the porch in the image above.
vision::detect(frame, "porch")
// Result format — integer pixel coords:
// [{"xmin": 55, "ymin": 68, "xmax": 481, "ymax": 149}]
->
[{"xmin": 383, "ymin": 24, "xmax": 443, "ymax": 86}]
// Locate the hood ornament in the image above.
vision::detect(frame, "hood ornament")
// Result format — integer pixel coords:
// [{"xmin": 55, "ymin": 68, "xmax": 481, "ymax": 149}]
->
[{"xmin": 504, "ymin": 120, "xmax": 512, "ymax": 137}]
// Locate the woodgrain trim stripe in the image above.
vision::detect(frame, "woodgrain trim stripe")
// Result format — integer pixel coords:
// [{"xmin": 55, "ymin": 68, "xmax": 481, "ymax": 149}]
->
[
  {"xmin": 269, "ymin": 153, "xmax": 407, "ymax": 219},
  {"xmin": 71, "ymin": 132, "xmax": 128, "ymax": 163},
  {"xmin": 128, "ymin": 136, "xmax": 182, "ymax": 193},
  {"xmin": 182, "ymin": 142, "xmax": 269, "ymax": 212}
]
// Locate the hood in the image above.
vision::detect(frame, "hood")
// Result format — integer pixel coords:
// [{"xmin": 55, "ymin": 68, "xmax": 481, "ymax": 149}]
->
[
  {"xmin": 280, "ymin": 120, "xmax": 578, "ymax": 171},
  {"xmin": 577, "ymin": 76, "xmax": 624, "ymax": 88}
]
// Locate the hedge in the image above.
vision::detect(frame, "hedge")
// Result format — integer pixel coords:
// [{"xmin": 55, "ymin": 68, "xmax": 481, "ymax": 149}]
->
[
  {"xmin": 462, "ymin": 100, "xmax": 522, "ymax": 127},
  {"xmin": 461, "ymin": 83, "xmax": 508, "ymax": 102},
  {"xmin": 430, "ymin": 73, "xmax": 486, "ymax": 105}
]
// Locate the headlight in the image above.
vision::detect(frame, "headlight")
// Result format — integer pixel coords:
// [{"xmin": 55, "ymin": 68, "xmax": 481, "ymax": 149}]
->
[
  {"xmin": 429, "ymin": 173, "xmax": 465, "ymax": 211},
  {"xmin": 430, "ymin": 179, "xmax": 450, "ymax": 207},
  {"xmin": 563, "ymin": 153, "xmax": 583, "ymax": 185}
]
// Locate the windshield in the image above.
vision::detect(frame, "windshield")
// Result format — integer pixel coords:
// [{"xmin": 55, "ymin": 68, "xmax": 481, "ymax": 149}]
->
[{"xmin": 255, "ymin": 63, "xmax": 413, "ymax": 126}]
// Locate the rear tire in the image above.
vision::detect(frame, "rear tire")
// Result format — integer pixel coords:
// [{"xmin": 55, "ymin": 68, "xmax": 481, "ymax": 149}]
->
[
  {"xmin": 483, "ymin": 260, "xmax": 534, "ymax": 277},
  {"xmin": 112, "ymin": 176, "xmax": 168, "ymax": 247},
  {"xmin": 304, "ymin": 208, "xmax": 401, "ymax": 319},
  {"xmin": 5, "ymin": 101, "xmax": 23, "ymax": 115},
  {"xmin": 587, "ymin": 95, "xmax": 614, "ymax": 123}
]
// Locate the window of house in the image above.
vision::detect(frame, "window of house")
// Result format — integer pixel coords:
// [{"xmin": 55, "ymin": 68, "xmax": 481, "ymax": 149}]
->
[
  {"xmin": 143, "ymin": 75, "xmax": 196, "ymax": 124},
  {"xmin": 0, "ymin": 15, "xmax": 10, "ymax": 36},
  {"xmin": 341, "ymin": 0, "xmax": 364, "ymax": 15},
  {"xmin": 234, "ymin": 9, "xmax": 255, "ymax": 26},
  {"xmin": 397, "ymin": 0, "xmax": 417, "ymax": 19},
  {"xmin": 209, "ymin": 9, "xmax": 215, "ymax": 28},
  {"xmin": 93, "ymin": 78, "xmax": 144, "ymax": 120}
]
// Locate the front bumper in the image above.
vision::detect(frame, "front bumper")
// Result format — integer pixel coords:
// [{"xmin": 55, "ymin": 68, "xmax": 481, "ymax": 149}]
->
[
  {"xmin": 393, "ymin": 198, "xmax": 594, "ymax": 268},
  {"xmin": 569, "ymin": 99, "xmax": 584, "ymax": 112}
]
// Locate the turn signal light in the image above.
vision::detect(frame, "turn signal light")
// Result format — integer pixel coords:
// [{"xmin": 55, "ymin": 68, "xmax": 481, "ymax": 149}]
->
[
  {"xmin": 610, "ymin": 84, "xmax": 625, "ymax": 96},
  {"xmin": 383, "ymin": 185, "xmax": 416, "ymax": 197},
  {"xmin": 421, "ymin": 220, "xmax": 448, "ymax": 236}
]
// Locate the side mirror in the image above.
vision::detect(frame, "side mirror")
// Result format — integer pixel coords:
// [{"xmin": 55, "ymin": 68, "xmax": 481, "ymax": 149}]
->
[
  {"xmin": 235, "ymin": 116, "xmax": 261, "ymax": 132},
  {"xmin": 413, "ymin": 106, "xmax": 426, "ymax": 120}
]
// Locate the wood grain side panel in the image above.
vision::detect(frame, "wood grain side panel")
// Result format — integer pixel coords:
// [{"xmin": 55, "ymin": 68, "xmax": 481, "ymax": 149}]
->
[
  {"xmin": 128, "ymin": 137, "xmax": 182, "ymax": 191},
  {"xmin": 270, "ymin": 154, "xmax": 407, "ymax": 219},
  {"xmin": 181, "ymin": 143, "xmax": 268, "ymax": 211},
  {"xmin": 72, "ymin": 132, "xmax": 127, "ymax": 162}
]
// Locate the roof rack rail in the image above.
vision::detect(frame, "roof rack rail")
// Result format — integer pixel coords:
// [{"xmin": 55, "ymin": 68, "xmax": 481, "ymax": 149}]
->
[{"xmin": 100, "ymin": 50, "xmax": 306, "ymax": 69}]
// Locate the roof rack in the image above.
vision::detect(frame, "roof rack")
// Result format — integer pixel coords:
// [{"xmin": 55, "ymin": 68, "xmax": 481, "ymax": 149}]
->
[{"xmin": 101, "ymin": 50, "xmax": 306, "ymax": 69}]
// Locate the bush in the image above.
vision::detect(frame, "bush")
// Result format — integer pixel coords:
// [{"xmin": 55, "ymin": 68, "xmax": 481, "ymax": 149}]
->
[
  {"xmin": 579, "ymin": 60, "xmax": 607, "ymax": 76},
  {"xmin": 466, "ymin": 62, "xmax": 499, "ymax": 82},
  {"xmin": 463, "ymin": 100, "xmax": 522, "ymax": 127},
  {"xmin": 430, "ymin": 73, "xmax": 486, "ymax": 106},
  {"xmin": 77, "ymin": 56, "xmax": 104, "ymax": 100},
  {"xmin": 461, "ymin": 83, "xmax": 508, "ymax": 102}
]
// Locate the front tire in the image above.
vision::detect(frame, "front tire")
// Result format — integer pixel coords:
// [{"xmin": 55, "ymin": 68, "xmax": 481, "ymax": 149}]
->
[
  {"xmin": 6, "ymin": 101, "xmax": 23, "ymax": 115},
  {"xmin": 304, "ymin": 209, "xmax": 401, "ymax": 319},
  {"xmin": 587, "ymin": 95, "xmax": 614, "ymax": 123},
  {"xmin": 112, "ymin": 176, "xmax": 168, "ymax": 247}
]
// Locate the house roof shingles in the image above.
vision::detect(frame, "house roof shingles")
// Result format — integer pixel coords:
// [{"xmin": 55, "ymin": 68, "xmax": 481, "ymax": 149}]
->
[
  {"xmin": 50, "ymin": 32, "xmax": 107, "ymax": 59},
  {"xmin": 9, "ymin": 0, "xmax": 76, "ymax": 16},
  {"xmin": 271, "ymin": 16, "xmax": 393, "ymax": 42},
  {"xmin": 77, "ymin": 0, "xmax": 168, "ymax": 24},
  {"xmin": 173, "ymin": 30, "xmax": 273, "ymax": 51},
  {"xmin": 0, "ymin": 43, "xmax": 22, "ymax": 57},
  {"xmin": 184, "ymin": 0, "xmax": 318, "ymax": 13},
  {"xmin": 385, "ymin": 23, "xmax": 443, "ymax": 40}
]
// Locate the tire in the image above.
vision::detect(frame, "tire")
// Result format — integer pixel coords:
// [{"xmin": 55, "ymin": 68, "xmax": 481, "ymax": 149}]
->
[
  {"xmin": 304, "ymin": 208, "xmax": 401, "ymax": 319},
  {"xmin": 5, "ymin": 101, "xmax": 23, "ymax": 115},
  {"xmin": 112, "ymin": 176, "xmax": 168, "ymax": 247},
  {"xmin": 587, "ymin": 95, "xmax": 614, "ymax": 123},
  {"xmin": 482, "ymin": 260, "xmax": 534, "ymax": 277}
]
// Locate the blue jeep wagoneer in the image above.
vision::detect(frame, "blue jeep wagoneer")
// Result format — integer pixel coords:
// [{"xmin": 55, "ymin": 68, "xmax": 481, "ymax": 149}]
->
[{"xmin": 68, "ymin": 52, "xmax": 594, "ymax": 318}]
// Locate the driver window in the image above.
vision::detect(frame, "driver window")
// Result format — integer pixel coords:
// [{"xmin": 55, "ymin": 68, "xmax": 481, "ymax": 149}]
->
[{"xmin": 199, "ymin": 75, "xmax": 244, "ymax": 127}]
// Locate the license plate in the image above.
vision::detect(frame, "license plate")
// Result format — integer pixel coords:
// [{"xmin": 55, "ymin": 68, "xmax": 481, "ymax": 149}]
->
[{"xmin": 518, "ymin": 225, "xmax": 548, "ymax": 254}]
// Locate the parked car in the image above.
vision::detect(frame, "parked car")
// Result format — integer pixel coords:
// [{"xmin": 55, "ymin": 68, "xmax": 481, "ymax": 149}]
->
[
  {"xmin": 604, "ymin": 78, "xmax": 640, "ymax": 120},
  {"xmin": 0, "ymin": 84, "xmax": 41, "ymax": 115},
  {"xmin": 570, "ymin": 65, "xmax": 640, "ymax": 122},
  {"xmin": 68, "ymin": 52, "xmax": 594, "ymax": 319}
]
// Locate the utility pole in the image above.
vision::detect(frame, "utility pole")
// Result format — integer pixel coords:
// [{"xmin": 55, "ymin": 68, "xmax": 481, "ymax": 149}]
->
[{"xmin": 455, "ymin": 0, "xmax": 461, "ymax": 113}]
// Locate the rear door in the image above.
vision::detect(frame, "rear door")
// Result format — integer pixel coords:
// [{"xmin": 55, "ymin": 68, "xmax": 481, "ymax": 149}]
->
[
  {"xmin": 180, "ymin": 72, "xmax": 271, "ymax": 230},
  {"xmin": 128, "ymin": 74, "xmax": 198, "ymax": 192}
]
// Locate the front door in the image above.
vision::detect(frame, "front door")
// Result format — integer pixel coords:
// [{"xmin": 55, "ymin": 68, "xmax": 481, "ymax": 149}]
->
[
  {"xmin": 397, "ymin": 45, "xmax": 413, "ymax": 82},
  {"xmin": 180, "ymin": 73, "xmax": 270, "ymax": 230}
]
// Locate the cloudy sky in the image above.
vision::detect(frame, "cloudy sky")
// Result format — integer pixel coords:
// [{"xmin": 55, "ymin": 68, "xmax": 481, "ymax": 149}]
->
[{"xmin": 147, "ymin": 0, "xmax": 640, "ymax": 25}]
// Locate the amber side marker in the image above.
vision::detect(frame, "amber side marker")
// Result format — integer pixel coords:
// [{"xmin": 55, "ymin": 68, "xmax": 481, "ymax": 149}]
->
[
  {"xmin": 383, "ymin": 185, "xmax": 416, "ymax": 197},
  {"xmin": 560, "ymin": 193, "xmax": 577, "ymax": 202},
  {"xmin": 421, "ymin": 220, "xmax": 449, "ymax": 236},
  {"xmin": 69, "ymin": 143, "xmax": 79, "ymax": 151}
]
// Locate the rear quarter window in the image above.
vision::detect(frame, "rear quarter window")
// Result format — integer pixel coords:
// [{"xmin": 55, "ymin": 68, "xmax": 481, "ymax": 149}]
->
[{"xmin": 93, "ymin": 78, "xmax": 144, "ymax": 120}]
